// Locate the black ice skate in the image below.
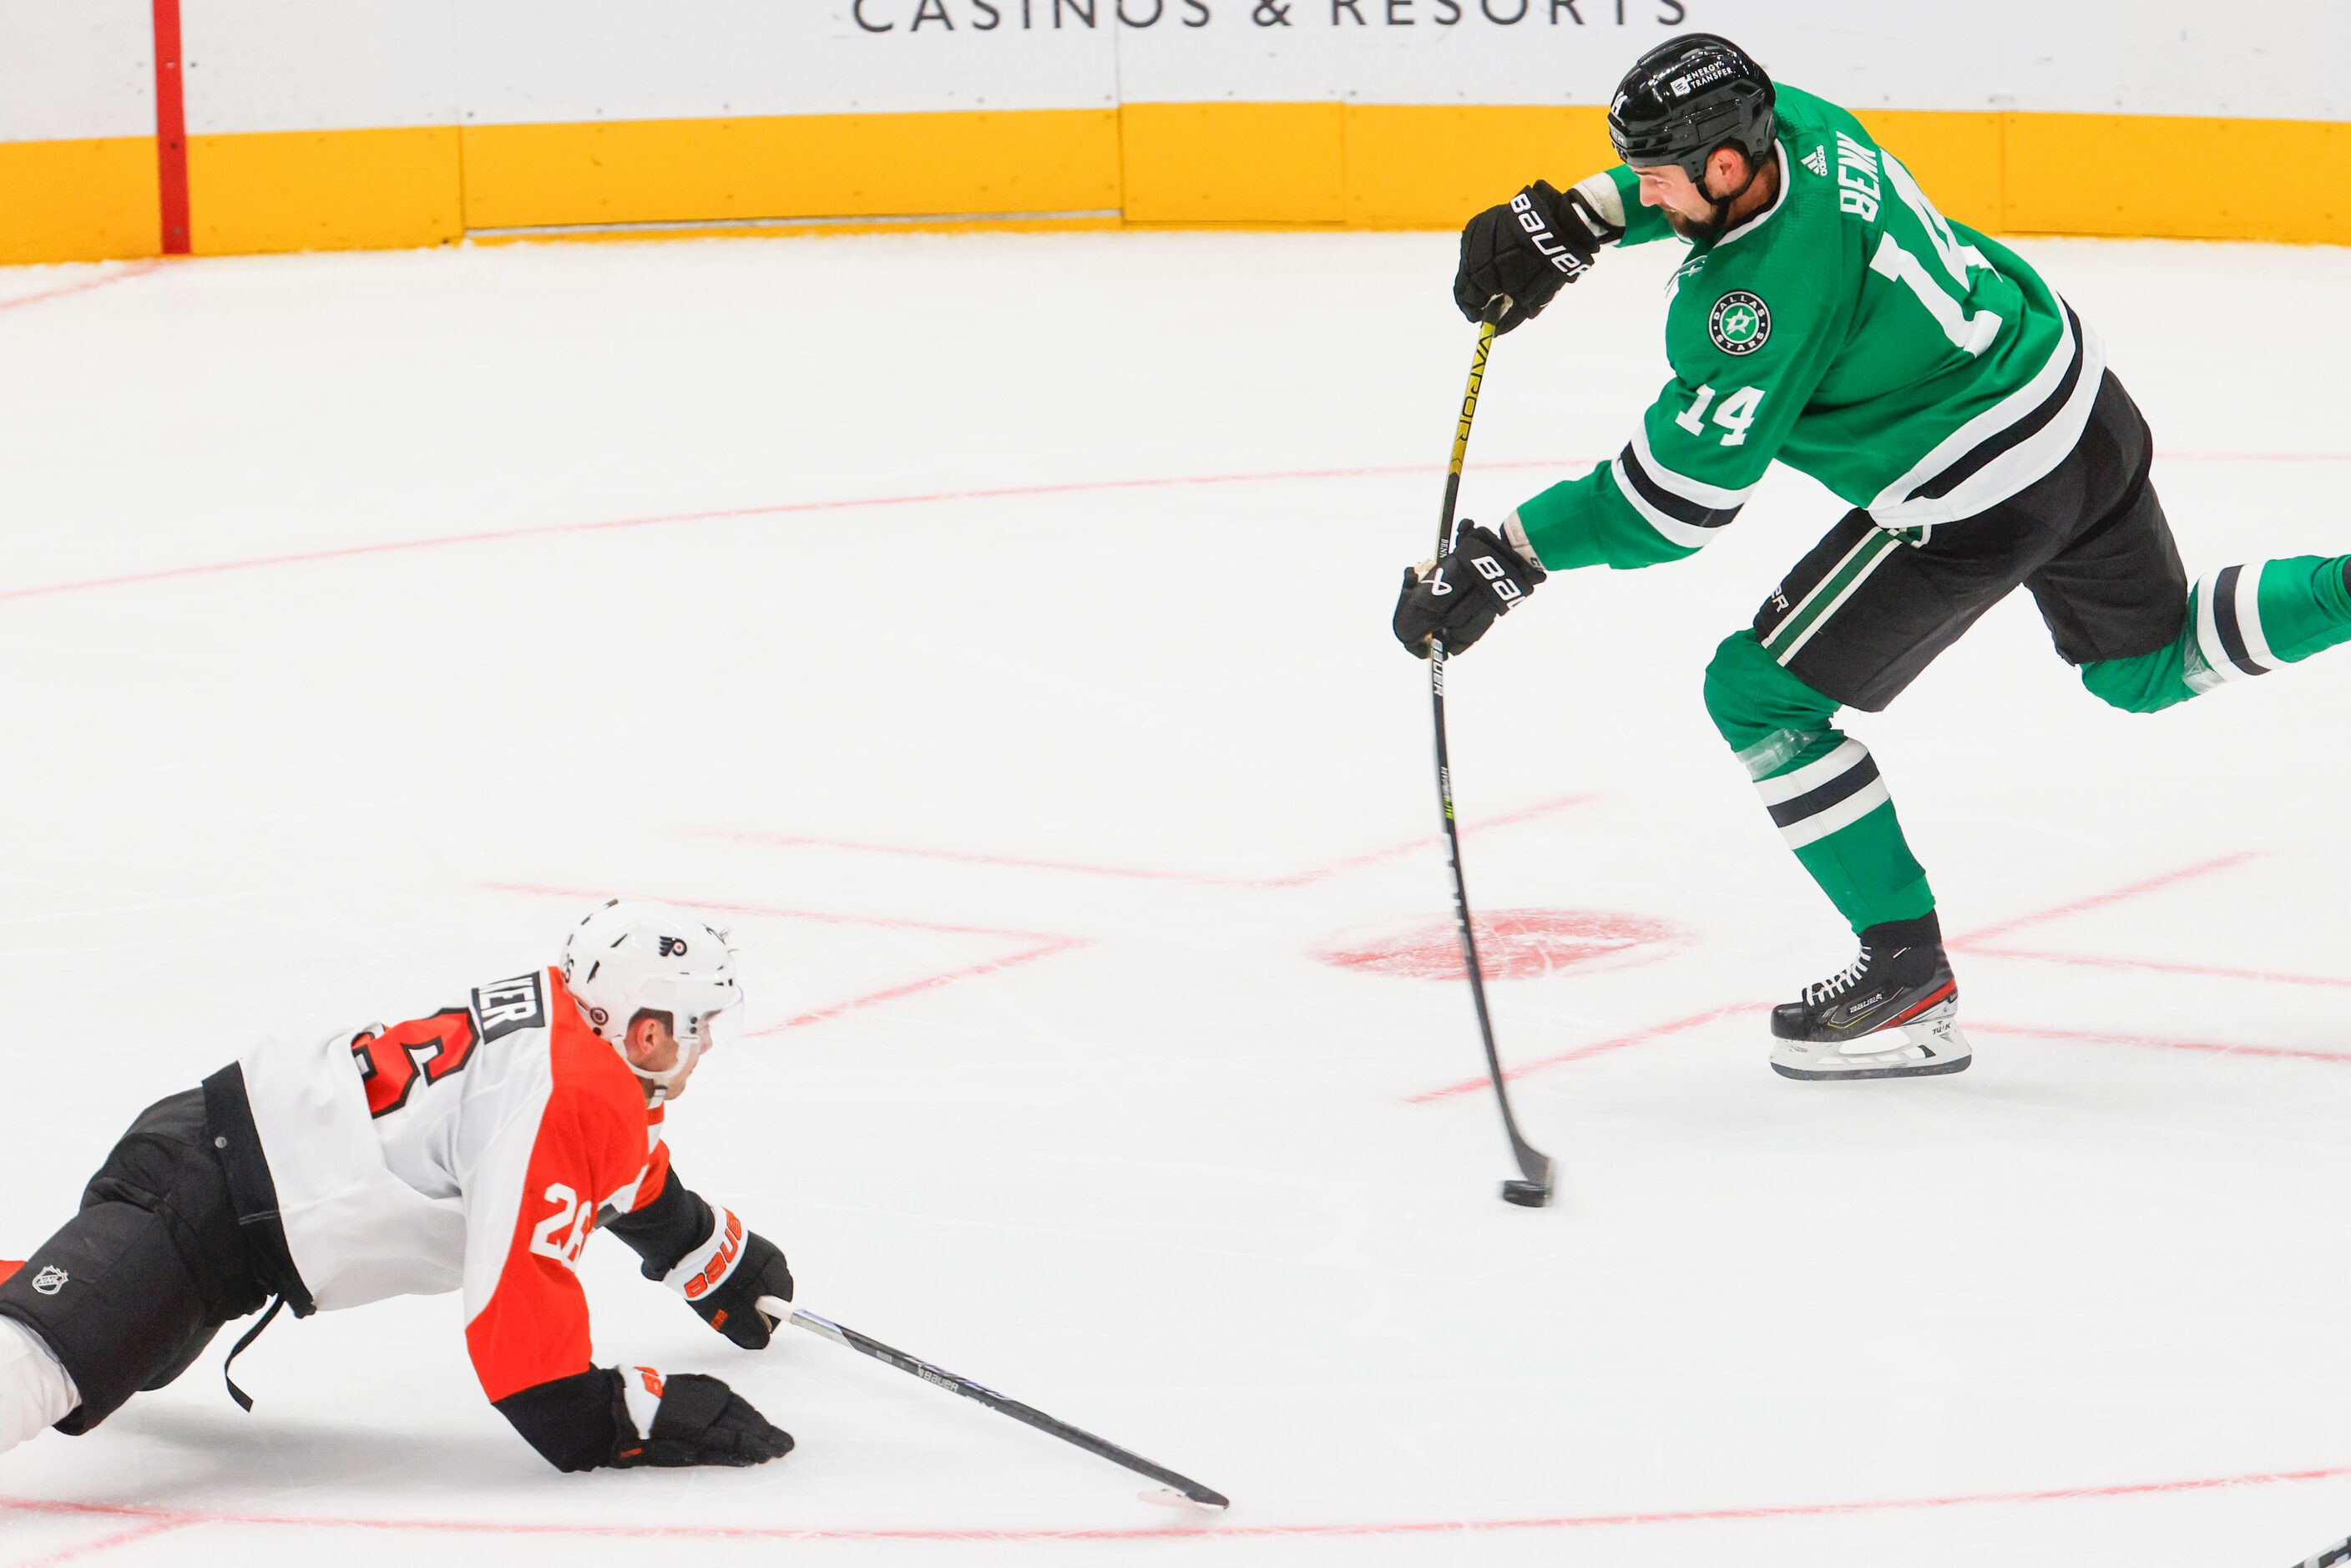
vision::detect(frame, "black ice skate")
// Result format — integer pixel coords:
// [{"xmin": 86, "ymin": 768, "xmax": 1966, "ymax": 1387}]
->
[{"xmin": 1769, "ymin": 913, "xmax": 1971, "ymax": 1081}]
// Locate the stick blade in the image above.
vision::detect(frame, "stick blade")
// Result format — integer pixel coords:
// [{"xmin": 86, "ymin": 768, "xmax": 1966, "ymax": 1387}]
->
[
  {"xmin": 1500, "ymin": 1144, "xmax": 1554, "ymax": 1206},
  {"xmin": 1140, "ymin": 1485, "xmax": 1230, "ymax": 1513}
]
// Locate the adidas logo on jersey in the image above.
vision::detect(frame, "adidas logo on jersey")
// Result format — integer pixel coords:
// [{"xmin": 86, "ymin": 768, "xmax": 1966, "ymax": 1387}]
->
[{"xmin": 1802, "ymin": 144, "xmax": 1828, "ymax": 177}]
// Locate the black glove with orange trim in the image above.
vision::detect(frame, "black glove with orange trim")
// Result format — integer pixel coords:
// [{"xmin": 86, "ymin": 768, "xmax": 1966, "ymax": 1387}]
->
[
  {"xmin": 651, "ymin": 1201, "xmax": 795, "ymax": 1350},
  {"xmin": 686, "ymin": 1226, "xmax": 795, "ymax": 1350},
  {"xmin": 610, "ymin": 1370, "xmax": 793, "ymax": 1469}
]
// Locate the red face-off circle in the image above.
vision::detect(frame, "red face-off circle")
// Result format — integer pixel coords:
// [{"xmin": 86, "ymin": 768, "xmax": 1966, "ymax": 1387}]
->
[{"xmin": 1314, "ymin": 908, "xmax": 1681, "ymax": 981}]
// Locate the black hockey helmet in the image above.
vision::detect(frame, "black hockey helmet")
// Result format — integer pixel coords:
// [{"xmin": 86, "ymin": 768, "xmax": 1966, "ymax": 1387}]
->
[{"xmin": 1608, "ymin": 34, "xmax": 1777, "ymax": 185}]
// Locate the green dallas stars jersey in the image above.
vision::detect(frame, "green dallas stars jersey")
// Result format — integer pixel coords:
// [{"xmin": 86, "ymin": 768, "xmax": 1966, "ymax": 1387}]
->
[{"xmin": 1511, "ymin": 83, "xmax": 2104, "ymax": 572}]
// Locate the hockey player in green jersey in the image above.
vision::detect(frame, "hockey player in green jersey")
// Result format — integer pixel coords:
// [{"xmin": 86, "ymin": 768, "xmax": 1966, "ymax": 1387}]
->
[{"xmin": 1393, "ymin": 34, "xmax": 2351, "ymax": 1082}]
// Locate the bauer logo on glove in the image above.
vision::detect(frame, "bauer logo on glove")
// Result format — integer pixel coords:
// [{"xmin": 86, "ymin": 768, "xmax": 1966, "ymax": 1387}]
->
[
  {"xmin": 1513, "ymin": 190, "xmax": 1595, "ymax": 281},
  {"xmin": 1454, "ymin": 180, "xmax": 1621, "ymax": 333},
  {"xmin": 677, "ymin": 1208, "xmax": 745, "ymax": 1300},
  {"xmin": 658, "ymin": 1204, "xmax": 795, "ymax": 1349},
  {"xmin": 1392, "ymin": 522, "xmax": 1546, "ymax": 657}
]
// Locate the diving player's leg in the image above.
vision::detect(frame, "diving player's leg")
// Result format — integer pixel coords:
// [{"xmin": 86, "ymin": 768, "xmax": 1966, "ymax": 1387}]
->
[
  {"xmin": 0, "ymin": 1090, "xmax": 267, "ymax": 1446},
  {"xmin": 0, "ymin": 1315, "xmax": 78, "ymax": 1452}
]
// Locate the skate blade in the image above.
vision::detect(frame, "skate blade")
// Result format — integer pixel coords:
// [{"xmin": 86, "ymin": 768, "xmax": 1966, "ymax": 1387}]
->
[{"xmin": 1771, "ymin": 1006, "xmax": 1972, "ymax": 1082}]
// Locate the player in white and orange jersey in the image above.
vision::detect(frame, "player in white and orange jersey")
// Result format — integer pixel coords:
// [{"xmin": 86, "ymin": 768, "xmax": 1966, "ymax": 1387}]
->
[{"xmin": 0, "ymin": 899, "xmax": 798, "ymax": 1473}]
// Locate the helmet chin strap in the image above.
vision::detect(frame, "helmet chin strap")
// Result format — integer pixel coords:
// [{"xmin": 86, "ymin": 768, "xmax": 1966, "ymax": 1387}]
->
[
  {"xmin": 1689, "ymin": 149, "xmax": 1767, "ymax": 244},
  {"xmin": 623, "ymin": 1003, "xmax": 739, "ymax": 1094},
  {"xmin": 629, "ymin": 1041, "xmax": 701, "ymax": 1092},
  {"xmin": 624, "ymin": 1024, "xmax": 710, "ymax": 1093}
]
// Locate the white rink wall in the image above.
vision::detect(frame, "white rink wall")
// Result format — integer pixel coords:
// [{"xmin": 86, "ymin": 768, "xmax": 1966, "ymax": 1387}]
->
[
  {"xmin": 6, "ymin": 0, "xmax": 2350, "ymax": 136},
  {"xmin": 8, "ymin": 0, "xmax": 2348, "ymax": 261}
]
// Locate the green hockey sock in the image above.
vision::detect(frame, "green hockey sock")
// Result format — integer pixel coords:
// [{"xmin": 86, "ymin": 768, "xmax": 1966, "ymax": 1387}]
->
[
  {"xmin": 2081, "ymin": 555, "xmax": 2351, "ymax": 714},
  {"xmin": 1703, "ymin": 631, "xmax": 1936, "ymax": 934}
]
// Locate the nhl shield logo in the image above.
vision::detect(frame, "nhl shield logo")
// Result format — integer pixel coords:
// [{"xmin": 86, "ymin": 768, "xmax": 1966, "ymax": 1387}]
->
[
  {"xmin": 1709, "ymin": 291, "xmax": 1771, "ymax": 356},
  {"xmin": 31, "ymin": 1265, "xmax": 66, "ymax": 1296}
]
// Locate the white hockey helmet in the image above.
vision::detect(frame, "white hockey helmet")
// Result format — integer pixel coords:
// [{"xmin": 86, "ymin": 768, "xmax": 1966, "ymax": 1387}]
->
[{"xmin": 560, "ymin": 898, "xmax": 745, "ymax": 1085}]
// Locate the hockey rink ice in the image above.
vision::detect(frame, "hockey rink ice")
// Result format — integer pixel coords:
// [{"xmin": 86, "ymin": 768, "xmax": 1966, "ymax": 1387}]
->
[{"xmin": 3, "ymin": 226, "xmax": 2349, "ymax": 1567}]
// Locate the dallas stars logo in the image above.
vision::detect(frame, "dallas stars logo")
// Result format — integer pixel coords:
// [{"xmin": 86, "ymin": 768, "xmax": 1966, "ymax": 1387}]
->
[{"xmin": 1709, "ymin": 291, "xmax": 1772, "ymax": 356}]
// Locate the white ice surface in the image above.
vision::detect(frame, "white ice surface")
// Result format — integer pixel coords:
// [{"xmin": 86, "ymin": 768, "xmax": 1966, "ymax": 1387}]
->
[{"xmin": 2, "ymin": 228, "xmax": 2349, "ymax": 1567}]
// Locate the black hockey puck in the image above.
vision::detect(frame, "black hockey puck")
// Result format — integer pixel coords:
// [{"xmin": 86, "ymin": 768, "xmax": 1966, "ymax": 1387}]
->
[{"xmin": 1499, "ymin": 1179, "xmax": 1550, "ymax": 1207}]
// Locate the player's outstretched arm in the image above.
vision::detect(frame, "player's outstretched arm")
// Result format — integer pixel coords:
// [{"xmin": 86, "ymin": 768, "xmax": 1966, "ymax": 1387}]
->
[
  {"xmin": 459, "ymin": 1090, "xmax": 792, "ymax": 1468},
  {"xmin": 1453, "ymin": 177, "xmax": 1623, "ymax": 334},
  {"xmin": 604, "ymin": 1165, "xmax": 796, "ymax": 1349}
]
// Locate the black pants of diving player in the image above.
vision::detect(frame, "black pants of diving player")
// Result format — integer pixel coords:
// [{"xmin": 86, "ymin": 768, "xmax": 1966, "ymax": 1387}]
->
[{"xmin": 0, "ymin": 1082, "xmax": 276, "ymax": 1434}]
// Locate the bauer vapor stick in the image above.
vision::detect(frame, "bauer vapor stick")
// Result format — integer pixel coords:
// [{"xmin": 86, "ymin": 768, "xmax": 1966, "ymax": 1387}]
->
[
  {"xmin": 759, "ymin": 1297, "xmax": 1229, "ymax": 1510},
  {"xmin": 1427, "ymin": 298, "xmax": 1555, "ymax": 1208}
]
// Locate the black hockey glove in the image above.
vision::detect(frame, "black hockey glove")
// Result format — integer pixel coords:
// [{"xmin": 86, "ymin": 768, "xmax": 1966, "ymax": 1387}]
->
[
  {"xmin": 1392, "ymin": 522, "xmax": 1545, "ymax": 658},
  {"xmin": 611, "ymin": 1371, "xmax": 794, "ymax": 1469},
  {"xmin": 689, "ymin": 1227, "xmax": 795, "ymax": 1350},
  {"xmin": 1454, "ymin": 180, "xmax": 1620, "ymax": 334},
  {"xmin": 647, "ymin": 1200, "xmax": 795, "ymax": 1349}
]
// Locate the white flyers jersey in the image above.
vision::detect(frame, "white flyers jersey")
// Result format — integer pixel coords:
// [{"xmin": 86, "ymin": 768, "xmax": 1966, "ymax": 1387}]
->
[{"xmin": 237, "ymin": 966, "xmax": 674, "ymax": 1404}]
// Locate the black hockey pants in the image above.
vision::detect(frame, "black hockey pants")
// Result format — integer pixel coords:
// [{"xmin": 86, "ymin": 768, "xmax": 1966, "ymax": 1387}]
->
[{"xmin": 0, "ymin": 1083, "xmax": 277, "ymax": 1434}]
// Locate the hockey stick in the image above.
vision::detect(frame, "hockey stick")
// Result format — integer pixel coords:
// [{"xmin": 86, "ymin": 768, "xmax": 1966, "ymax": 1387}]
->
[
  {"xmin": 759, "ymin": 1296, "xmax": 1229, "ymax": 1511},
  {"xmin": 2291, "ymin": 1537, "xmax": 2351, "ymax": 1567},
  {"xmin": 1428, "ymin": 297, "xmax": 1555, "ymax": 1208}
]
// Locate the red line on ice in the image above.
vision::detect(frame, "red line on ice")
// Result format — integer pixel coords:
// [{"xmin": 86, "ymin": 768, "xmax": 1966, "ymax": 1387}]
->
[
  {"xmin": 0, "ymin": 262, "xmax": 163, "ymax": 319},
  {"xmin": 483, "ymin": 883, "xmax": 1084, "ymax": 1038},
  {"xmin": 1962, "ymin": 944, "xmax": 2351, "ymax": 990},
  {"xmin": 695, "ymin": 792, "xmax": 1595, "ymax": 892},
  {"xmin": 747, "ymin": 936, "xmax": 1084, "ymax": 1037},
  {"xmin": 15, "ymin": 1516, "xmax": 194, "ymax": 1567},
  {"xmin": 693, "ymin": 826, "xmax": 1267, "ymax": 888},
  {"xmin": 1259, "ymin": 792, "xmax": 1598, "ymax": 889},
  {"xmin": 1971, "ymin": 1022, "xmax": 2351, "ymax": 1065},
  {"xmin": 1405, "ymin": 855, "xmax": 2276, "ymax": 1102},
  {"xmin": 3, "ymin": 1460, "xmax": 2346, "ymax": 1544},
  {"xmin": 482, "ymin": 881, "xmax": 1066, "ymax": 943},
  {"xmin": 0, "ymin": 458, "xmax": 1583, "ymax": 605},
  {"xmin": 1409, "ymin": 1002, "xmax": 1757, "ymax": 1103},
  {"xmin": 1949, "ymin": 852, "xmax": 2257, "ymax": 944},
  {"xmin": 8, "ymin": 453, "xmax": 2343, "ymax": 606}
]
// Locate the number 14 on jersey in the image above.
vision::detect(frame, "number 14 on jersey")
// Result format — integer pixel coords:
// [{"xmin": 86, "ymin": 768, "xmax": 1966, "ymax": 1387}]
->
[{"xmin": 1678, "ymin": 383, "xmax": 1766, "ymax": 448}]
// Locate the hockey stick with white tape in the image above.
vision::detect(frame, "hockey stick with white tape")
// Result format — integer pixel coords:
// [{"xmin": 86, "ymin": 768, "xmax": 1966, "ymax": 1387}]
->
[
  {"xmin": 1426, "ymin": 296, "xmax": 1555, "ymax": 1208},
  {"xmin": 2290, "ymin": 1535, "xmax": 2351, "ymax": 1567},
  {"xmin": 758, "ymin": 1296, "xmax": 1228, "ymax": 1510}
]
